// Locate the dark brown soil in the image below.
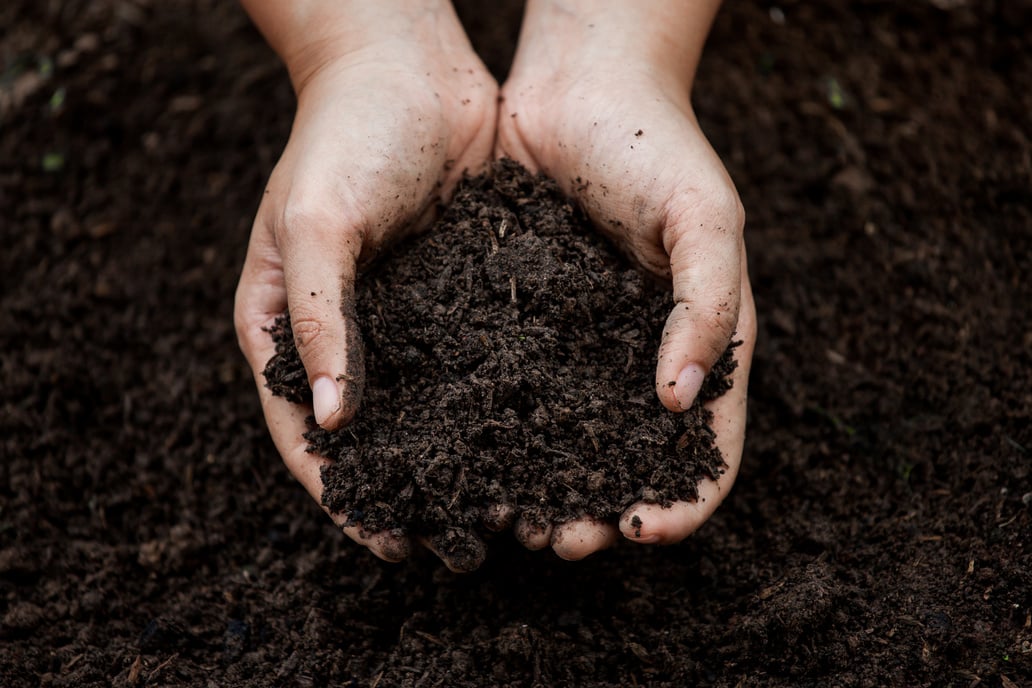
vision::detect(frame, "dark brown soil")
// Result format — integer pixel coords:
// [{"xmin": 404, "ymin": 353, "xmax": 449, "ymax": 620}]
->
[
  {"xmin": 262, "ymin": 160, "xmax": 737, "ymax": 566},
  {"xmin": 2, "ymin": 1, "xmax": 1030, "ymax": 687}
]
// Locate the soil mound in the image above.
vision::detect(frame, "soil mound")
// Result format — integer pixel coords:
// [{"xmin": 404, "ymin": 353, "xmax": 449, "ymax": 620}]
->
[{"xmin": 263, "ymin": 160, "xmax": 736, "ymax": 560}]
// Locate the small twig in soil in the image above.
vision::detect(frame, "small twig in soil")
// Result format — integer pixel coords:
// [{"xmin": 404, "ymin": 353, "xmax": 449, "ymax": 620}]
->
[
  {"xmin": 127, "ymin": 655, "xmax": 142, "ymax": 685},
  {"xmin": 487, "ymin": 224, "xmax": 500, "ymax": 254},
  {"xmin": 448, "ymin": 466, "xmax": 466, "ymax": 509},
  {"xmin": 414, "ymin": 630, "xmax": 448, "ymax": 647},
  {"xmin": 149, "ymin": 653, "xmax": 178, "ymax": 681}
]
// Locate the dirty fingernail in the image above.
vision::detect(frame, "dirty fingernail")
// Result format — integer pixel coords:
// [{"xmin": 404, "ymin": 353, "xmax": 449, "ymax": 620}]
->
[
  {"xmin": 312, "ymin": 376, "xmax": 340, "ymax": 426},
  {"xmin": 624, "ymin": 515, "xmax": 657, "ymax": 543},
  {"xmin": 673, "ymin": 364, "xmax": 706, "ymax": 411}
]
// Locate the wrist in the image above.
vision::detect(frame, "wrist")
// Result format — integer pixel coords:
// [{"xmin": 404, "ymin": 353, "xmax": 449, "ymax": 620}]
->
[
  {"xmin": 241, "ymin": 0, "xmax": 475, "ymax": 93},
  {"xmin": 512, "ymin": 0, "xmax": 722, "ymax": 89}
]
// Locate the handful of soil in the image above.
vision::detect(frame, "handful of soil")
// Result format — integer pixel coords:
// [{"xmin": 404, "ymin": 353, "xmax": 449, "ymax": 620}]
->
[{"xmin": 263, "ymin": 160, "xmax": 737, "ymax": 564}]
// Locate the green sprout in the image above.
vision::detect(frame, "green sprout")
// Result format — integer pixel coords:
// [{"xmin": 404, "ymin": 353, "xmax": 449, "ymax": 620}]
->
[
  {"xmin": 826, "ymin": 77, "xmax": 847, "ymax": 110},
  {"xmin": 49, "ymin": 87, "xmax": 66, "ymax": 112},
  {"xmin": 42, "ymin": 152, "xmax": 65, "ymax": 172}
]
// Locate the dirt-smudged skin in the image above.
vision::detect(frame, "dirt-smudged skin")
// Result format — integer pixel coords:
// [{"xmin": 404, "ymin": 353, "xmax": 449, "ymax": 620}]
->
[
  {"xmin": 262, "ymin": 160, "xmax": 737, "ymax": 555},
  {"xmin": 428, "ymin": 529, "xmax": 488, "ymax": 573},
  {"xmin": 336, "ymin": 291, "xmax": 366, "ymax": 421}
]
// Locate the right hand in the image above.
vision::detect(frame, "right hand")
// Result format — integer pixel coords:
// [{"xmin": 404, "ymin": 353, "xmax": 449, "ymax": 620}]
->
[{"xmin": 234, "ymin": 14, "xmax": 497, "ymax": 570}]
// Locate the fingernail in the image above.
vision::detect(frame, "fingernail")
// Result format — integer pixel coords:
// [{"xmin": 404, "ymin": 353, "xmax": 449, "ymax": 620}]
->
[
  {"xmin": 626, "ymin": 515, "xmax": 659, "ymax": 543},
  {"xmin": 673, "ymin": 364, "xmax": 706, "ymax": 411},
  {"xmin": 625, "ymin": 514, "xmax": 653, "ymax": 542},
  {"xmin": 312, "ymin": 376, "xmax": 340, "ymax": 426}
]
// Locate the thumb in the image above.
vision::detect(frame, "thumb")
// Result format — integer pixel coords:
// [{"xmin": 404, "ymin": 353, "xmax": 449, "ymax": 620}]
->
[
  {"xmin": 655, "ymin": 197, "xmax": 744, "ymax": 412},
  {"xmin": 280, "ymin": 216, "xmax": 366, "ymax": 430}
]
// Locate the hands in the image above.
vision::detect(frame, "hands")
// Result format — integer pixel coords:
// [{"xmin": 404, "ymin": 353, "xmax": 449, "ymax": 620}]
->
[
  {"xmin": 233, "ymin": 0, "xmax": 497, "ymax": 566},
  {"xmin": 234, "ymin": 0, "xmax": 754, "ymax": 568}
]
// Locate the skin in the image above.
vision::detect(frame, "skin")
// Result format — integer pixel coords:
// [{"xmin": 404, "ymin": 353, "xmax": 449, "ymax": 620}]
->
[{"xmin": 234, "ymin": 0, "xmax": 755, "ymax": 568}]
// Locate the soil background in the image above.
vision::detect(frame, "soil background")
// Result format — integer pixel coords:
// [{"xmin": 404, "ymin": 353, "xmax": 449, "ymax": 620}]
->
[{"xmin": 1, "ymin": 1, "xmax": 1030, "ymax": 686}]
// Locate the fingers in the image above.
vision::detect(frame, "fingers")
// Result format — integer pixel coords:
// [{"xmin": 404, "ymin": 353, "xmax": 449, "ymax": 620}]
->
[
  {"xmin": 550, "ymin": 518, "xmax": 619, "ymax": 560},
  {"xmin": 625, "ymin": 266, "xmax": 756, "ymax": 544},
  {"xmin": 275, "ymin": 208, "xmax": 366, "ymax": 431},
  {"xmin": 515, "ymin": 516, "xmax": 618, "ymax": 560},
  {"xmin": 420, "ymin": 531, "xmax": 488, "ymax": 573},
  {"xmin": 404, "ymin": 502, "xmax": 511, "ymax": 572},
  {"xmin": 654, "ymin": 188, "xmax": 745, "ymax": 413},
  {"xmin": 514, "ymin": 518, "xmax": 553, "ymax": 550},
  {"xmin": 619, "ymin": 480, "xmax": 732, "ymax": 546}
]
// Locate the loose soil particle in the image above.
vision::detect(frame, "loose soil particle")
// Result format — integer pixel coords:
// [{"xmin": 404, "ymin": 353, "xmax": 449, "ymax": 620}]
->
[{"xmin": 263, "ymin": 160, "xmax": 737, "ymax": 563}]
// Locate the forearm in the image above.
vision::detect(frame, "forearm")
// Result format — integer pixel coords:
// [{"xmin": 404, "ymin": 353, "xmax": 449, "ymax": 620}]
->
[
  {"xmin": 239, "ymin": 0, "xmax": 470, "ymax": 91},
  {"xmin": 515, "ymin": 0, "xmax": 723, "ymax": 87}
]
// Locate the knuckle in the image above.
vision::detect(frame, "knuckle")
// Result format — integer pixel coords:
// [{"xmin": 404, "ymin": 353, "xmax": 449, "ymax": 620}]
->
[
  {"xmin": 715, "ymin": 188, "xmax": 746, "ymax": 233},
  {"xmin": 698, "ymin": 190, "xmax": 745, "ymax": 235},
  {"xmin": 668, "ymin": 185, "xmax": 745, "ymax": 242},
  {"xmin": 668, "ymin": 299, "xmax": 739, "ymax": 360},
  {"xmin": 699, "ymin": 305, "xmax": 739, "ymax": 356},
  {"xmin": 698, "ymin": 301, "xmax": 739, "ymax": 337},
  {"xmin": 278, "ymin": 199, "xmax": 340, "ymax": 243},
  {"xmin": 289, "ymin": 311, "xmax": 331, "ymax": 359},
  {"xmin": 275, "ymin": 195, "xmax": 366, "ymax": 262}
]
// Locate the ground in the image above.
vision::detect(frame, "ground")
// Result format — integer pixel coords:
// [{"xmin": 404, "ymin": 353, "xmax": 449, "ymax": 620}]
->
[{"xmin": 1, "ymin": 1, "xmax": 1030, "ymax": 686}]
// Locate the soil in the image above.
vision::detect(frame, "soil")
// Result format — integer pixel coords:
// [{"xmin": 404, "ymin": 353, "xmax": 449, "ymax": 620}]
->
[
  {"xmin": 262, "ymin": 159, "xmax": 737, "ymax": 568},
  {"xmin": 1, "ymin": 1, "xmax": 1030, "ymax": 687}
]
